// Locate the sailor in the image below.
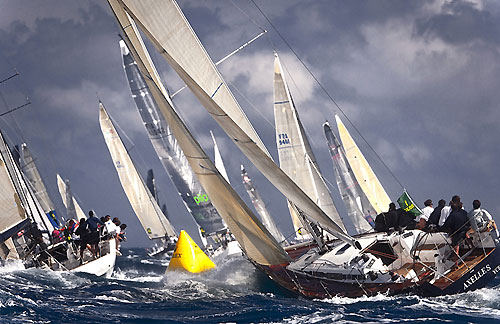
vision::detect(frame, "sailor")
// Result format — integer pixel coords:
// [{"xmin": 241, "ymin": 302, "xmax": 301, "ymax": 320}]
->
[
  {"xmin": 442, "ymin": 201, "xmax": 470, "ymax": 258},
  {"xmin": 104, "ymin": 215, "xmax": 120, "ymax": 237},
  {"xmin": 427, "ymin": 199, "xmax": 446, "ymax": 228},
  {"xmin": 416, "ymin": 199, "xmax": 433, "ymax": 229},
  {"xmin": 439, "ymin": 195, "xmax": 461, "ymax": 227},
  {"xmin": 375, "ymin": 203, "xmax": 398, "ymax": 232},
  {"xmin": 118, "ymin": 224, "xmax": 127, "ymax": 243},
  {"xmin": 86, "ymin": 210, "xmax": 104, "ymax": 232},
  {"xmin": 75, "ymin": 218, "xmax": 91, "ymax": 262},
  {"xmin": 467, "ymin": 200, "xmax": 498, "ymax": 238}
]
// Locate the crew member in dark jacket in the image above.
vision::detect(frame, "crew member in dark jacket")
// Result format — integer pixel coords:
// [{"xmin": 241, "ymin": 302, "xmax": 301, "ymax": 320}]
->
[
  {"xmin": 427, "ymin": 199, "xmax": 446, "ymax": 229},
  {"xmin": 442, "ymin": 201, "xmax": 470, "ymax": 257},
  {"xmin": 375, "ymin": 203, "xmax": 399, "ymax": 232}
]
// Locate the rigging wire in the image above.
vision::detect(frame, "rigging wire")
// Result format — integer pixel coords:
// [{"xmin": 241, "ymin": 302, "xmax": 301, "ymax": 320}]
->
[{"xmin": 250, "ymin": 0, "xmax": 404, "ymax": 190}]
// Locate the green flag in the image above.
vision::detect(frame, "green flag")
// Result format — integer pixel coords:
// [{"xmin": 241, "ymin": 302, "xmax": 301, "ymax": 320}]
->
[{"xmin": 397, "ymin": 190, "xmax": 422, "ymax": 218}]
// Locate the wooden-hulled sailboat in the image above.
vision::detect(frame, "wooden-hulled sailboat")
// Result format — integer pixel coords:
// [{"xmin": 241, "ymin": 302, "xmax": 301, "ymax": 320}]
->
[
  {"xmin": 107, "ymin": 0, "xmax": 500, "ymax": 298},
  {"xmin": 99, "ymin": 102, "xmax": 178, "ymax": 257},
  {"xmin": 0, "ymin": 135, "xmax": 116, "ymax": 277}
]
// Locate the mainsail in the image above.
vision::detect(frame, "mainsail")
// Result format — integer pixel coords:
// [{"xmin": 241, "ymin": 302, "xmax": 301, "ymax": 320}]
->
[
  {"xmin": 99, "ymin": 102, "xmax": 176, "ymax": 240},
  {"xmin": 20, "ymin": 143, "xmax": 60, "ymax": 227},
  {"xmin": 241, "ymin": 165, "xmax": 286, "ymax": 243},
  {"xmin": 273, "ymin": 52, "xmax": 346, "ymax": 237},
  {"xmin": 107, "ymin": 0, "xmax": 291, "ymax": 265},
  {"xmin": 324, "ymin": 122, "xmax": 374, "ymax": 234},
  {"xmin": 335, "ymin": 115, "xmax": 391, "ymax": 214},
  {"xmin": 120, "ymin": 39, "xmax": 225, "ymax": 235},
  {"xmin": 114, "ymin": 0, "xmax": 357, "ymax": 248},
  {"xmin": 56, "ymin": 174, "xmax": 86, "ymax": 221}
]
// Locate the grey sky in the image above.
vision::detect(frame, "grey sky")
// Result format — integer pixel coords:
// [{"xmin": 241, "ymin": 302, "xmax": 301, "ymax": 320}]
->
[{"xmin": 1, "ymin": 0, "xmax": 499, "ymax": 247}]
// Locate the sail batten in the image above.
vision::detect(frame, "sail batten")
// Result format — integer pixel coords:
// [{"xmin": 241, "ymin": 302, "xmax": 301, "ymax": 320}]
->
[
  {"xmin": 107, "ymin": 0, "xmax": 291, "ymax": 265},
  {"xmin": 99, "ymin": 103, "xmax": 176, "ymax": 239},
  {"xmin": 335, "ymin": 115, "xmax": 391, "ymax": 214}
]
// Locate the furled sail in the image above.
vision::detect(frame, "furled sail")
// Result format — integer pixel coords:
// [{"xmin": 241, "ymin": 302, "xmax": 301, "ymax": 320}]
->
[
  {"xmin": 56, "ymin": 174, "xmax": 86, "ymax": 221},
  {"xmin": 335, "ymin": 115, "xmax": 391, "ymax": 214},
  {"xmin": 324, "ymin": 122, "xmax": 374, "ymax": 234},
  {"xmin": 107, "ymin": 0, "xmax": 291, "ymax": 265},
  {"xmin": 241, "ymin": 165, "xmax": 286, "ymax": 243},
  {"xmin": 115, "ymin": 0, "xmax": 357, "ymax": 248},
  {"xmin": 120, "ymin": 40, "xmax": 225, "ymax": 235},
  {"xmin": 20, "ymin": 143, "xmax": 60, "ymax": 227},
  {"xmin": 211, "ymin": 131, "xmax": 230, "ymax": 184},
  {"xmin": 99, "ymin": 102, "xmax": 176, "ymax": 240},
  {"xmin": 273, "ymin": 52, "xmax": 346, "ymax": 237}
]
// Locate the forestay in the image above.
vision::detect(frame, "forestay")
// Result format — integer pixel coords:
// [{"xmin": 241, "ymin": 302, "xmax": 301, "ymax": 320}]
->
[
  {"xmin": 324, "ymin": 122, "xmax": 374, "ymax": 234},
  {"xmin": 108, "ymin": 0, "xmax": 291, "ymax": 265},
  {"xmin": 116, "ymin": 0, "xmax": 357, "ymax": 247},
  {"xmin": 99, "ymin": 103, "xmax": 176, "ymax": 239},
  {"xmin": 335, "ymin": 115, "xmax": 392, "ymax": 214},
  {"xmin": 273, "ymin": 53, "xmax": 346, "ymax": 236},
  {"xmin": 120, "ymin": 40, "xmax": 225, "ymax": 234}
]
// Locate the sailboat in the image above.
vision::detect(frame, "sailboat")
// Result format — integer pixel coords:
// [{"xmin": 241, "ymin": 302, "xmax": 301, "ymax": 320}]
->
[
  {"xmin": 119, "ymin": 38, "xmax": 235, "ymax": 255},
  {"xmin": 0, "ymin": 134, "xmax": 116, "ymax": 277},
  {"xmin": 324, "ymin": 121, "xmax": 375, "ymax": 233},
  {"xmin": 56, "ymin": 174, "xmax": 87, "ymax": 221},
  {"xmin": 99, "ymin": 101, "xmax": 177, "ymax": 257},
  {"xmin": 107, "ymin": 0, "xmax": 500, "ymax": 298}
]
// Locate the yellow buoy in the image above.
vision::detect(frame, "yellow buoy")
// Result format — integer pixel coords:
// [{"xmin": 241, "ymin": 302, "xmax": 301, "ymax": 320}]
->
[{"xmin": 167, "ymin": 230, "xmax": 215, "ymax": 273}]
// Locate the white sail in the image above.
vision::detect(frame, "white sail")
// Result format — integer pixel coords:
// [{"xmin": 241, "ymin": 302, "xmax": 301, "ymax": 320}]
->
[
  {"xmin": 241, "ymin": 165, "xmax": 286, "ymax": 243},
  {"xmin": 56, "ymin": 174, "xmax": 87, "ymax": 221},
  {"xmin": 114, "ymin": 0, "xmax": 356, "ymax": 247},
  {"xmin": 211, "ymin": 131, "xmax": 230, "ymax": 184},
  {"xmin": 324, "ymin": 122, "xmax": 374, "ymax": 234},
  {"xmin": 335, "ymin": 115, "xmax": 392, "ymax": 214},
  {"xmin": 273, "ymin": 53, "xmax": 346, "ymax": 237},
  {"xmin": 20, "ymin": 143, "xmax": 60, "ymax": 227},
  {"xmin": 0, "ymin": 135, "xmax": 28, "ymax": 234},
  {"xmin": 99, "ymin": 102, "xmax": 176, "ymax": 239},
  {"xmin": 107, "ymin": 0, "xmax": 291, "ymax": 265}
]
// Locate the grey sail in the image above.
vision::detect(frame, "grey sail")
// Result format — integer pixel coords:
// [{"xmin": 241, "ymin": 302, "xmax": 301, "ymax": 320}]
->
[
  {"xmin": 146, "ymin": 169, "xmax": 158, "ymax": 202},
  {"xmin": 120, "ymin": 40, "xmax": 225, "ymax": 235},
  {"xmin": 20, "ymin": 143, "xmax": 60, "ymax": 227},
  {"xmin": 241, "ymin": 165, "xmax": 286, "ymax": 243},
  {"xmin": 324, "ymin": 122, "xmax": 375, "ymax": 234}
]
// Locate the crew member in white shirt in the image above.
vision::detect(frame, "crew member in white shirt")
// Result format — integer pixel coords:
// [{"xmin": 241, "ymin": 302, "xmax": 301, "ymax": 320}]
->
[{"xmin": 416, "ymin": 199, "xmax": 433, "ymax": 229}]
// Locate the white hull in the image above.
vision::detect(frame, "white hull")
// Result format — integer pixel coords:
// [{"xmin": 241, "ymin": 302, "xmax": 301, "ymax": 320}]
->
[{"xmin": 70, "ymin": 239, "xmax": 117, "ymax": 278}]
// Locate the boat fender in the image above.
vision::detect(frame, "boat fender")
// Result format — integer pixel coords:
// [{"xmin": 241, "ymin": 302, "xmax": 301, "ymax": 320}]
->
[{"xmin": 354, "ymin": 241, "xmax": 362, "ymax": 250}]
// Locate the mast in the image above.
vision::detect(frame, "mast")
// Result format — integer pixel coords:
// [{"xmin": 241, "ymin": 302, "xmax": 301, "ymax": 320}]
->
[
  {"xmin": 241, "ymin": 165, "xmax": 286, "ymax": 243},
  {"xmin": 113, "ymin": 0, "xmax": 358, "ymax": 248},
  {"xmin": 120, "ymin": 39, "xmax": 226, "ymax": 236},
  {"xmin": 335, "ymin": 115, "xmax": 392, "ymax": 214},
  {"xmin": 324, "ymin": 122, "xmax": 375, "ymax": 234},
  {"xmin": 273, "ymin": 52, "xmax": 346, "ymax": 238},
  {"xmin": 99, "ymin": 102, "xmax": 176, "ymax": 240},
  {"xmin": 107, "ymin": 0, "xmax": 292, "ymax": 265}
]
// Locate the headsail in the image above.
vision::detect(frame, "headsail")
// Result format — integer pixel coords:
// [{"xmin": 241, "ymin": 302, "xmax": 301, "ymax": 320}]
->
[
  {"xmin": 56, "ymin": 174, "xmax": 86, "ymax": 221},
  {"xmin": 20, "ymin": 143, "xmax": 60, "ymax": 227},
  {"xmin": 99, "ymin": 102, "xmax": 176, "ymax": 239},
  {"xmin": 335, "ymin": 115, "xmax": 391, "ymax": 214},
  {"xmin": 211, "ymin": 131, "xmax": 230, "ymax": 184},
  {"xmin": 120, "ymin": 39, "xmax": 225, "ymax": 235},
  {"xmin": 273, "ymin": 52, "xmax": 346, "ymax": 237},
  {"xmin": 115, "ymin": 0, "xmax": 356, "ymax": 247},
  {"xmin": 241, "ymin": 165, "xmax": 286, "ymax": 243},
  {"xmin": 324, "ymin": 122, "xmax": 374, "ymax": 234},
  {"xmin": 107, "ymin": 0, "xmax": 291, "ymax": 265}
]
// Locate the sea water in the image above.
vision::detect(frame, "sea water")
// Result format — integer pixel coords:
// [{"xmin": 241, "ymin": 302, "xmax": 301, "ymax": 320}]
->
[{"xmin": 0, "ymin": 249, "xmax": 499, "ymax": 323}]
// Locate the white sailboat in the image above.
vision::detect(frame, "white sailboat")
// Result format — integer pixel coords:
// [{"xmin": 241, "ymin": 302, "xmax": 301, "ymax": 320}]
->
[
  {"xmin": 0, "ymin": 134, "xmax": 115, "ymax": 277},
  {"xmin": 107, "ymin": 0, "xmax": 500, "ymax": 298},
  {"xmin": 56, "ymin": 174, "xmax": 87, "ymax": 221},
  {"xmin": 99, "ymin": 102, "xmax": 177, "ymax": 256},
  {"xmin": 273, "ymin": 52, "xmax": 345, "ymax": 241}
]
